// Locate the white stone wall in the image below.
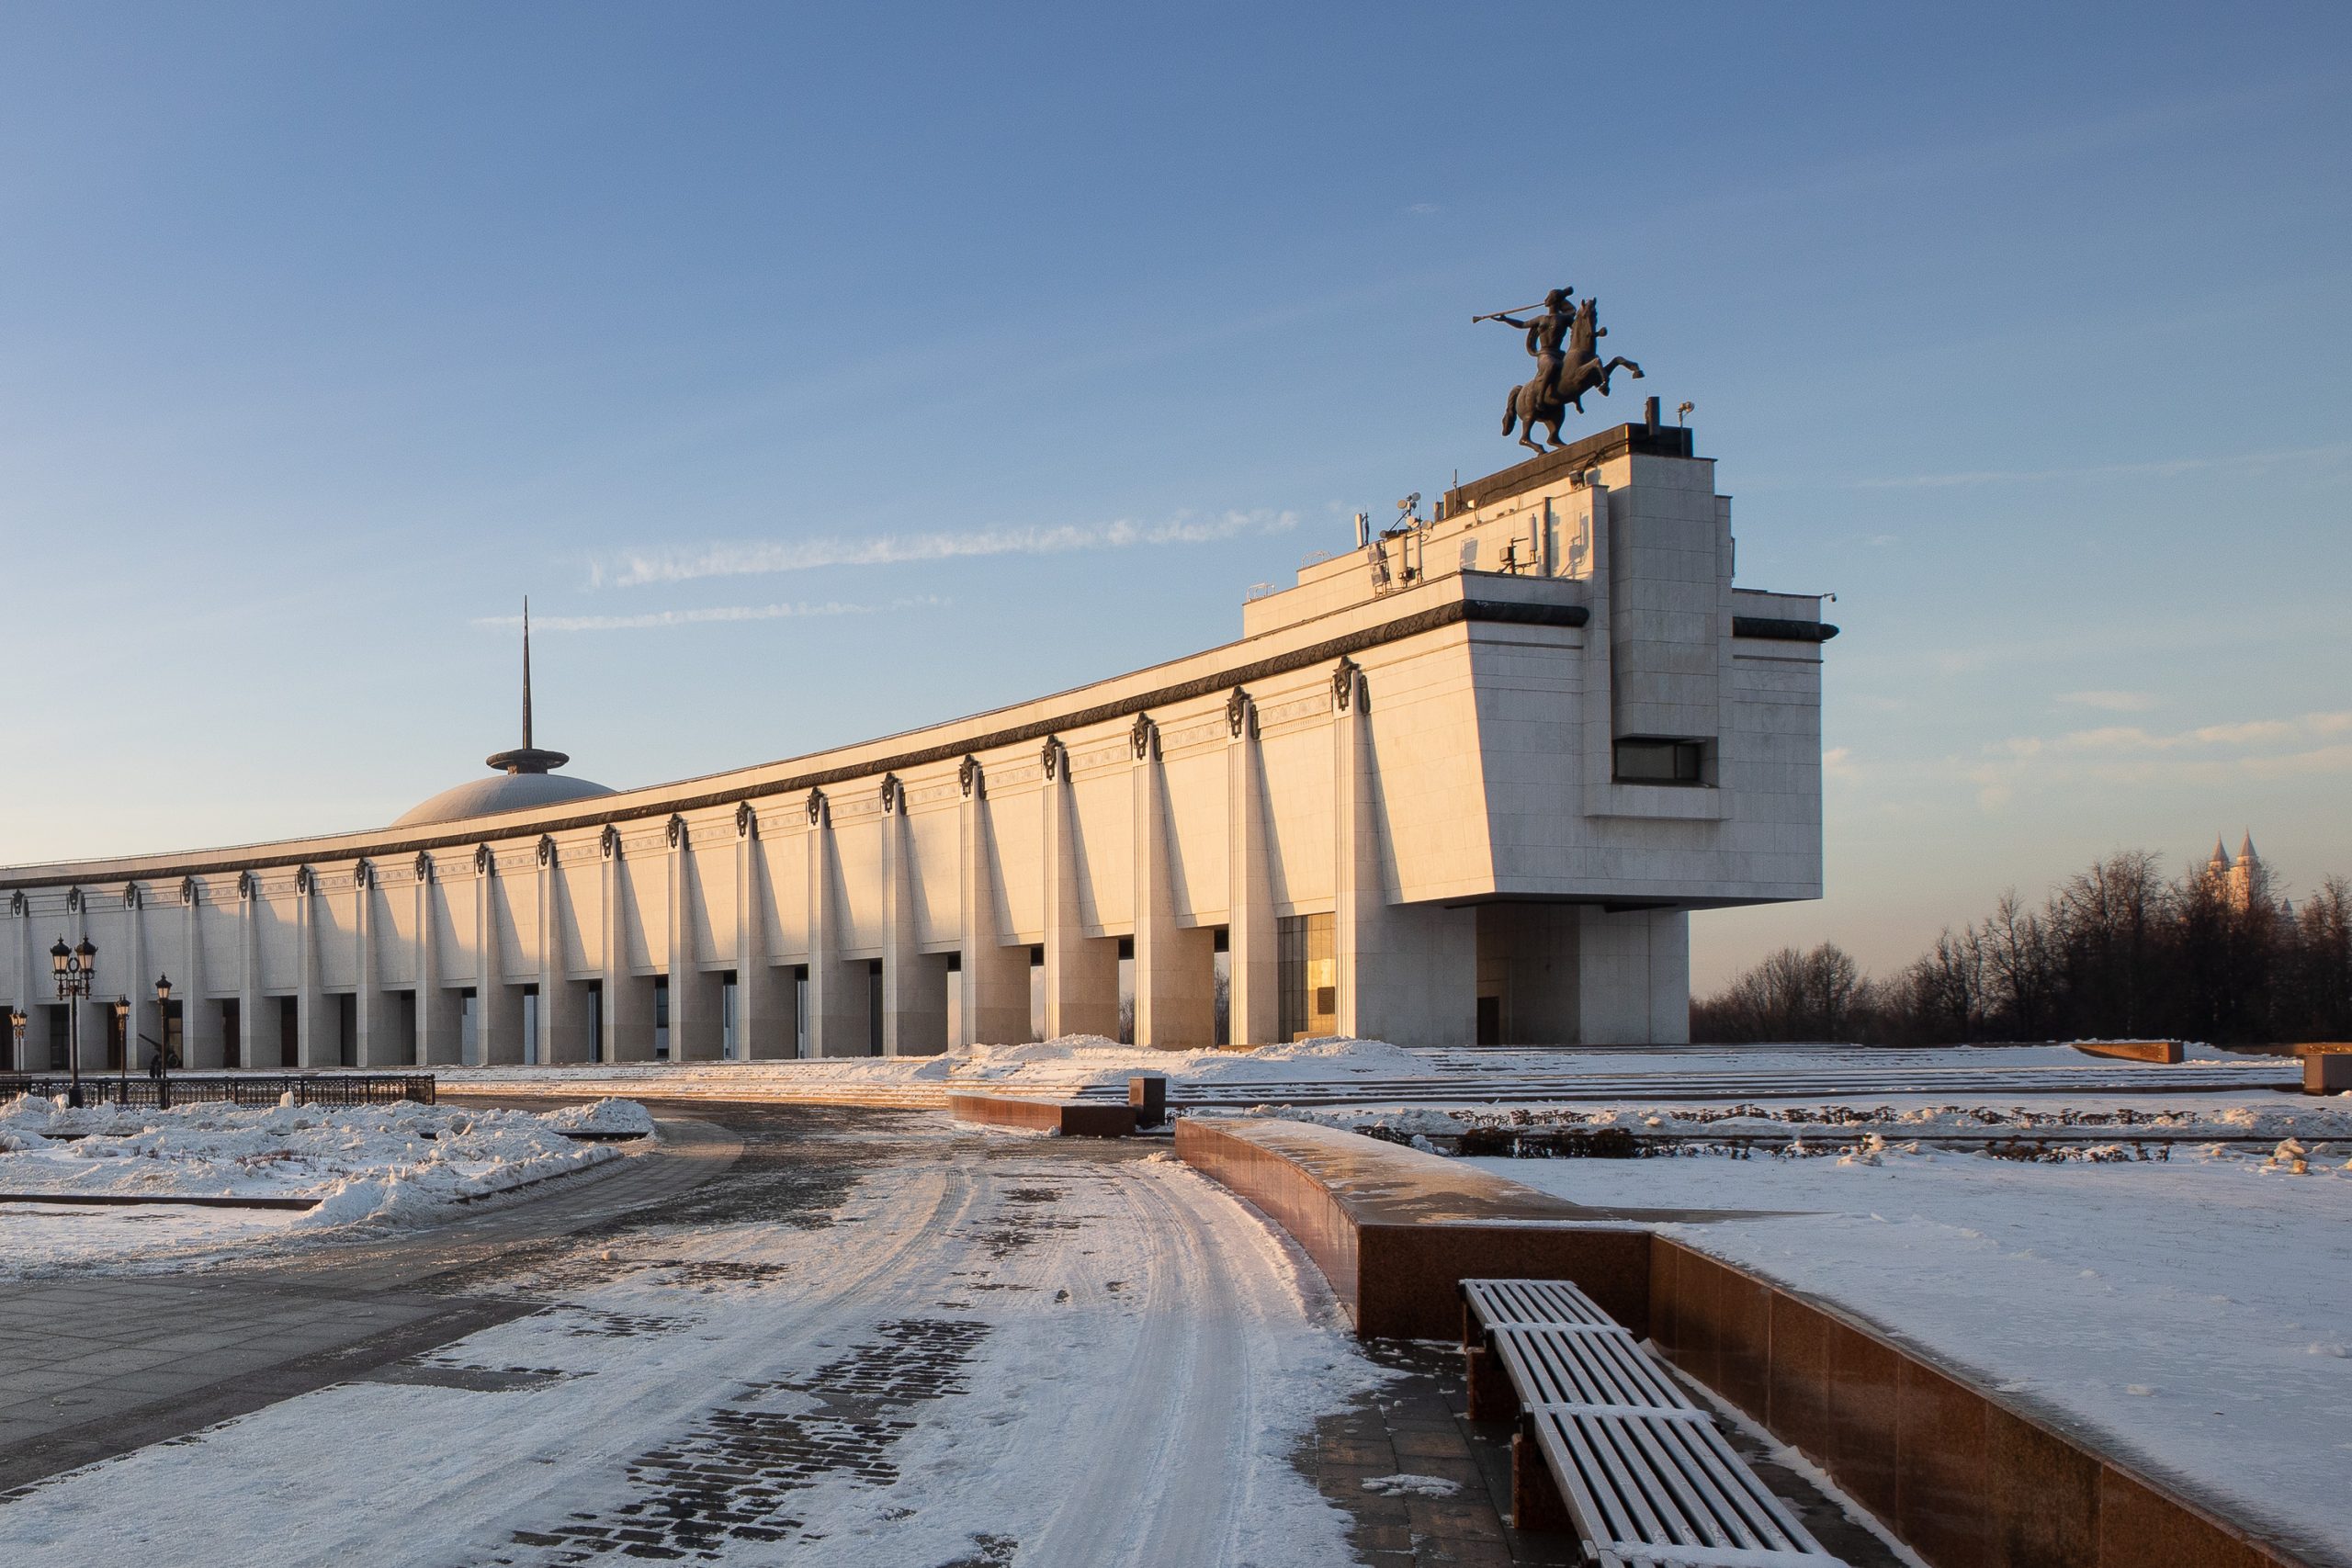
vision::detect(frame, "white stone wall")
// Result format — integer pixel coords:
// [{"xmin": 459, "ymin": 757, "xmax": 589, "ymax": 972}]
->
[{"xmin": 0, "ymin": 431, "xmax": 1826, "ymax": 1058}]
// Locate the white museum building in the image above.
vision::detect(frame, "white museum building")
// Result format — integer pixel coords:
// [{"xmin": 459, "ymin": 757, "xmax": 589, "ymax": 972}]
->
[{"xmin": 0, "ymin": 419, "xmax": 1832, "ymax": 1069}]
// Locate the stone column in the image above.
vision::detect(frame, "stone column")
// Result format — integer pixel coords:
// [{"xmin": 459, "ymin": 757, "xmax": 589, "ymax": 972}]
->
[
  {"xmin": 599, "ymin": 828, "xmax": 654, "ymax": 1063},
  {"xmin": 535, "ymin": 837, "xmax": 593, "ymax": 1064},
  {"xmin": 353, "ymin": 862, "xmax": 398, "ymax": 1066},
  {"xmin": 879, "ymin": 776, "xmax": 945, "ymax": 1055},
  {"xmin": 956, "ymin": 758, "xmax": 1028, "ymax": 1046},
  {"xmin": 1332, "ymin": 660, "xmax": 1390, "ymax": 1043},
  {"xmin": 237, "ymin": 874, "xmax": 266, "ymax": 1068},
  {"xmin": 414, "ymin": 854, "xmax": 461, "ymax": 1066},
  {"xmin": 473, "ymin": 847, "xmax": 522, "ymax": 1066},
  {"xmin": 1224, "ymin": 691, "xmax": 1277, "ymax": 1047},
  {"xmin": 1041, "ymin": 738, "xmax": 1119, "ymax": 1040},
  {"xmin": 664, "ymin": 816, "xmax": 722, "ymax": 1061},
  {"xmin": 1132, "ymin": 716, "xmax": 1213, "ymax": 1049},
  {"xmin": 178, "ymin": 878, "xmax": 220, "ymax": 1069},
  {"xmin": 295, "ymin": 867, "xmax": 346, "ymax": 1068},
  {"xmin": 804, "ymin": 791, "xmax": 864, "ymax": 1055},
  {"xmin": 123, "ymin": 886, "xmax": 153, "ymax": 1073},
  {"xmin": 732, "ymin": 803, "xmax": 787, "ymax": 1059}
]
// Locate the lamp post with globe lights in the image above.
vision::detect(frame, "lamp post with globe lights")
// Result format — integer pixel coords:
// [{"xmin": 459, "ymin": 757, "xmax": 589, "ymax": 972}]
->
[
  {"xmin": 50, "ymin": 936, "xmax": 96, "ymax": 1109},
  {"xmin": 151, "ymin": 975, "xmax": 173, "ymax": 1109},
  {"xmin": 5, "ymin": 1007, "xmax": 24, "ymax": 1076}
]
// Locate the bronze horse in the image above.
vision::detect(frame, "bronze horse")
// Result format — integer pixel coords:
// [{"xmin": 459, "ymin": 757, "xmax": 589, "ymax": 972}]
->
[{"xmin": 1503, "ymin": 296, "xmax": 1643, "ymax": 454}]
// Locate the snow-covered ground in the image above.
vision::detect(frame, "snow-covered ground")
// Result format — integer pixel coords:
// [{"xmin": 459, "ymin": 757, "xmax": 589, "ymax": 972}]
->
[
  {"xmin": 438, "ymin": 1035, "xmax": 2303, "ymax": 1109},
  {"xmin": 0, "ymin": 1122, "xmax": 1386, "ymax": 1568},
  {"xmin": 1475, "ymin": 1136, "xmax": 2352, "ymax": 1562},
  {"xmin": 0, "ymin": 1097, "xmax": 650, "ymax": 1265}
]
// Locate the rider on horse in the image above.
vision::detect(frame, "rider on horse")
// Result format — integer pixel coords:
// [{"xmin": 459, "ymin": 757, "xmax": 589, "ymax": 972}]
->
[{"xmin": 1487, "ymin": 287, "xmax": 1576, "ymax": 405}]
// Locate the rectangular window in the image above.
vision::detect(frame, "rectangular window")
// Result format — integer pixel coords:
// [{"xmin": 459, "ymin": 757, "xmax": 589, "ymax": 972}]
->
[
  {"xmin": 1612, "ymin": 737, "xmax": 1707, "ymax": 785},
  {"xmin": 1277, "ymin": 913, "xmax": 1338, "ymax": 1042},
  {"xmin": 720, "ymin": 972, "xmax": 740, "ymax": 1061},
  {"xmin": 652, "ymin": 977, "xmax": 671, "ymax": 1061},
  {"xmin": 793, "ymin": 965, "xmax": 808, "ymax": 1058},
  {"xmin": 867, "ymin": 960, "xmax": 884, "ymax": 1057},
  {"xmin": 220, "ymin": 999, "xmax": 240, "ymax": 1071}
]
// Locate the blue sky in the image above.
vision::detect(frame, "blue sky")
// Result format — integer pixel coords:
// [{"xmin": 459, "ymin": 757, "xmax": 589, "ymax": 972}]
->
[{"xmin": 1, "ymin": 3, "xmax": 2346, "ymax": 989}]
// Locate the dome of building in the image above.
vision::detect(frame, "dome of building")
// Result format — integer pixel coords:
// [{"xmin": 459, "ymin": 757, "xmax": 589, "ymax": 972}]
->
[
  {"xmin": 395, "ymin": 770, "xmax": 616, "ymax": 828},
  {"xmin": 396, "ymin": 599, "xmax": 616, "ymax": 828}
]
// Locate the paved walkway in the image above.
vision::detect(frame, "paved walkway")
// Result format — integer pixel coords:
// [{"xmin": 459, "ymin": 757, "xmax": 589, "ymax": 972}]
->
[{"xmin": 0, "ymin": 1101, "xmax": 1901, "ymax": 1566}]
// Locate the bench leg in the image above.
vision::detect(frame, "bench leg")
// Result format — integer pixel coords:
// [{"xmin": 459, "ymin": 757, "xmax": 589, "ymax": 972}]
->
[
  {"xmin": 1464, "ymin": 1344, "xmax": 1517, "ymax": 1423},
  {"xmin": 1510, "ymin": 1426, "xmax": 1574, "ymax": 1535}
]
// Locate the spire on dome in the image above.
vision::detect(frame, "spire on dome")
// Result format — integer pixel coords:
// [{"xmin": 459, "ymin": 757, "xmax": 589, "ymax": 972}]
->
[{"xmin": 484, "ymin": 596, "xmax": 571, "ymax": 777}]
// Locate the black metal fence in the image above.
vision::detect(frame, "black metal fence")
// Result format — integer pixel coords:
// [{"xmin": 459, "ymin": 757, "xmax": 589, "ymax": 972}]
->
[{"xmin": 0, "ymin": 1074, "xmax": 436, "ymax": 1109}]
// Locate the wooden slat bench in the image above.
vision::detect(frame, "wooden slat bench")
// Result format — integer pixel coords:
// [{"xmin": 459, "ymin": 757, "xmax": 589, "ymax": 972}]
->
[{"xmin": 1461, "ymin": 1278, "xmax": 1849, "ymax": 1567}]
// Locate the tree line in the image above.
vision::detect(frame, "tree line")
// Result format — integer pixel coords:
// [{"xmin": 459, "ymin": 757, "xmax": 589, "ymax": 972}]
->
[{"xmin": 1693, "ymin": 850, "xmax": 2352, "ymax": 1045}]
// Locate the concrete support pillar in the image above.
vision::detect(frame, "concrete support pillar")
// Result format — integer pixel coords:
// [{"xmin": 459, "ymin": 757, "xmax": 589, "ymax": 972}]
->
[
  {"xmin": 734, "ymin": 806, "xmax": 788, "ymax": 1059},
  {"xmin": 536, "ymin": 841, "xmax": 593, "ymax": 1065},
  {"xmin": 415, "ymin": 858, "xmax": 461, "ymax": 1067},
  {"xmin": 1571, "ymin": 907, "xmax": 1691, "ymax": 1046},
  {"xmin": 124, "ymin": 890, "xmax": 154, "ymax": 1073},
  {"xmin": 880, "ymin": 779, "xmax": 945, "ymax": 1055},
  {"xmin": 665, "ymin": 818, "xmax": 722, "ymax": 1062},
  {"xmin": 805, "ymin": 793, "xmax": 867, "ymax": 1056},
  {"xmin": 1332, "ymin": 661, "xmax": 1387, "ymax": 1043},
  {"xmin": 599, "ymin": 832, "xmax": 654, "ymax": 1063},
  {"xmin": 1040, "ymin": 739, "xmax": 1118, "ymax": 1041},
  {"xmin": 237, "ymin": 878, "xmax": 266, "ymax": 1068},
  {"xmin": 179, "ymin": 881, "xmax": 221, "ymax": 1069},
  {"xmin": 1132, "ymin": 719, "xmax": 1213, "ymax": 1049},
  {"xmin": 473, "ymin": 850, "xmax": 520, "ymax": 1066},
  {"xmin": 1225, "ymin": 694, "xmax": 1278, "ymax": 1047},
  {"xmin": 956, "ymin": 764, "xmax": 1030, "ymax": 1046},
  {"xmin": 295, "ymin": 871, "xmax": 345, "ymax": 1069}
]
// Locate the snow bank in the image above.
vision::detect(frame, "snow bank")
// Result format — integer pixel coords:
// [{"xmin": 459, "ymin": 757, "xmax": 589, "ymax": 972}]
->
[
  {"xmin": 540, "ymin": 1098, "xmax": 659, "ymax": 1137},
  {"xmin": 0, "ymin": 1094, "xmax": 643, "ymax": 1224}
]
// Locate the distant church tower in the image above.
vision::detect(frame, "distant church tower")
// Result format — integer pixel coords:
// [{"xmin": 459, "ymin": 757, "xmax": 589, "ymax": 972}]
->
[{"xmin": 2205, "ymin": 833, "xmax": 2272, "ymax": 913}]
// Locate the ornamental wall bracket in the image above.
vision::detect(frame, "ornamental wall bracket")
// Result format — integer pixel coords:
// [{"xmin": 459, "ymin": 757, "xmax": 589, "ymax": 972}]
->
[
  {"xmin": 1332, "ymin": 656, "xmax": 1363, "ymax": 713},
  {"xmin": 352, "ymin": 859, "xmax": 372, "ymax": 891},
  {"xmin": 957, "ymin": 754, "xmax": 982, "ymax": 799},
  {"xmin": 665, "ymin": 814, "xmax": 686, "ymax": 851},
  {"xmin": 1225, "ymin": 687, "xmax": 1257, "ymax": 740},
  {"xmin": 294, "ymin": 865, "xmax": 313, "ymax": 896},
  {"xmin": 181, "ymin": 874, "xmax": 199, "ymax": 907},
  {"xmin": 736, "ymin": 800, "xmax": 757, "ymax": 840},
  {"xmin": 66, "ymin": 886, "xmax": 84, "ymax": 914},
  {"xmin": 599, "ymin": 825, "xmax": 620, "ymax": 861},
  {"xmin": 237, "ymin": 871, "xmax": 255, "ymax": 901},
  {"xmin": 878, "ymin": 773, "xmax": 903, "ymax": 815},
  {"xmin": 807, "ymin": 788, "xmax": 829, "ymax": 828},
  {"xmin": 8, "ymin": 890, "xmax": 25, "ymax": 917},
  {"xmin": 1129, "ymin": 713, "xmax": 1159, "ymax": 761},
  {"xmin": 1041, "ymin": 736, "xmax": 1067, "ymax": 782},
  {"xmin": 474, "ymin": 844, "xmax": 493, "ymax": 877},
  {"xmin": 537, "ymin": 834, "xmax": 556, "ymax": 868},
  {"xmin": 414, "ymin": 851, "xmax": 435, "ymax": 884},
  {"xmin": 123, "ymin": 884, "xmax": 141, "ymax": 910}
]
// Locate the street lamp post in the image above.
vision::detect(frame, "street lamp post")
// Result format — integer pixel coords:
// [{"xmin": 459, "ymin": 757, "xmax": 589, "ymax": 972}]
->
[
  {"xmin": 5, "ymin": 1008, "xmax": 24, "ymax": 1076},
  {"xmin": 50, "ymin": 936, "xmax": 96, "ymax": 1110},
  {"xmin": 153, "ymin": 975, "xmax": 173, "ymax": 1111}
]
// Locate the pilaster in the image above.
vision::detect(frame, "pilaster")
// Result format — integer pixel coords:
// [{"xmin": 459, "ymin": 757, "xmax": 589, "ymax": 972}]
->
[
  {"xmin": 879, "ymin": 776, "xmax": 944, "ymax": 1055},
  {"xmin": 1225, "ymin": 691, "xmax": 1278, "ymax": 1047},
  {"xmin": 664, "ymin": 816, "xmax": 721, "ymax": 1061},
  {"xmin": 599, "ymin": 828, "xmax": 654, "ymax": 1062},
  {"xmin": 956, "ymin": 759, "xmax": 1029, "ymax": 1046},
  {"xmin": 733, "ymin": 803, "xmax": 788, "ymax": 1058},
  {"xmin": 1132, "ymin": 716, "xmax": 1213, "ymax": 1049},
  {"xmin": 1040, "ymin": 738, "xmax": 1119, "ymax": 1040},
  {"xmin": 178, "ymin": 879, "xmax": 220, "ymax": 1069}
]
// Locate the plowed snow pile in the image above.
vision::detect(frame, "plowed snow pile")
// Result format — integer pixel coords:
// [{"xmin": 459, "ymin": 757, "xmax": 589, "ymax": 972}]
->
[{"xmin": 0, "ymin": 1096, "xmax": 647, "ymax": 1224}]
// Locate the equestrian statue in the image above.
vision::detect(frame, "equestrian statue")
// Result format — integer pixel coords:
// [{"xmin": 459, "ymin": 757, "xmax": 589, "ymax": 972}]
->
[{"xmin": 1479, "ymin": 287, "xmax": 1644, "ymax": 454}]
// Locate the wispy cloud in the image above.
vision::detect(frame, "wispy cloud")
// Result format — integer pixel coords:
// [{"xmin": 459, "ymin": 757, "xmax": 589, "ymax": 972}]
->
[
  {"xmin": 1835, "ymin": 442, "xmax": 2349, "ymax": 492},
  {"xmin": 1964, "ymin": 709, "xmax": 2352, "ymax": 808},
  {"xmin": 2054, "ymin": 689, "xmax": 2158, "ymax": 713},
  {"xmin": 474, "ymin": 596, "xmax": 947, "ymax": 633},
  {"xmin": 594, "ymin": 510, "xmax": 1297, "ymax": 589}
]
